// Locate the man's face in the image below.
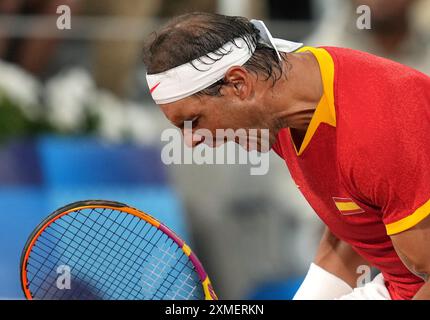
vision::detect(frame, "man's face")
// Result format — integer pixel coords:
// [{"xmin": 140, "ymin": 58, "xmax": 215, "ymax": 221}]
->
[{"xmin": 159, "ymin": 82, "xmax": 274, "ymax": 152}]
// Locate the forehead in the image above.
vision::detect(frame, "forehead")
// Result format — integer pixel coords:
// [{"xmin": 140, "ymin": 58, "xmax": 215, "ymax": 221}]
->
[
  {"xmin": 160, "ymin": 96, "xmax": 207, "ymax": 121},
  {"xmin": 159, "ymin": 97, "xmax": 199, "ymax": 122}
]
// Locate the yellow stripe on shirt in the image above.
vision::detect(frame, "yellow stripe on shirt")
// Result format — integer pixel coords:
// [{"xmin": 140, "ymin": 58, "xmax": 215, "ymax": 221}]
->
[
  {"xmin": 291, "ymin": 47, "xmax": 336, "ymax": 156},
  {"xmin": 385, "ymin": 198, "xmax": 430, "ymax": 235}
]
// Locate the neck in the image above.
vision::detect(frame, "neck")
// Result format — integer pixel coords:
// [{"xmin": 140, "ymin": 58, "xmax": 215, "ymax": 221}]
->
[{"xmin": 268, "ymin": 51, "xmax": 323, "ymax": 136}]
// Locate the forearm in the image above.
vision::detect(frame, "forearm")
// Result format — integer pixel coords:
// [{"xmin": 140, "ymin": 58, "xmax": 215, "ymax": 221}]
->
[
  {"xmin": 390, "ymin": 215, "xmax": 430, "ymax": 300},
  {"xmin": 314, "ymin": 227, "xmax": 370, "ymax": 288},
  {"xmin": 293, "ymin": 227, "xmax": 371, "ymax": 300}
]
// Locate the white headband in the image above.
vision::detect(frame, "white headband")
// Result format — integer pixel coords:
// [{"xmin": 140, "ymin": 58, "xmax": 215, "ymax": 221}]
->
[{"xmin": 146, "ymin": 19, "xmax": 303, "ymax": 104}]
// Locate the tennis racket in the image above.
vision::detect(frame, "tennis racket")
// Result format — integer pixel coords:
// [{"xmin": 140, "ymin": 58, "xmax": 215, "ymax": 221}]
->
[{"xmin": 20, "ymin": 200, "xmax": 217, "ymax": 300}]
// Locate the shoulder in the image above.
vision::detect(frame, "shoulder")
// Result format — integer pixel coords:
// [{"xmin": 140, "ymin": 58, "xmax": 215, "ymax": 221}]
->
[
  {"xmin": 321, "ymin": 46, "xmax": 430, "ymax": 94},
  {"xmin": 332, "ymin": 47, "xmax": 430, "ymax": 201},
  {"xmin": 331, "ymin": 46, "xmax": 430, "ymax": 156}
]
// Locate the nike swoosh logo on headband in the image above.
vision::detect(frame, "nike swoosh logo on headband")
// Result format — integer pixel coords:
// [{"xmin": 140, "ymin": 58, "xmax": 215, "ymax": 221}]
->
[{"xmin": 150, "ymin": 82, "xmax": 161, "ymax": 93}]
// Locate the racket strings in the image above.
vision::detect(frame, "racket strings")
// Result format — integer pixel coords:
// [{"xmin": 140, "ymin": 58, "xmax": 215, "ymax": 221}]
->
[
  {"xmin": 141, "ymin": 242, "xmax": 192, "ymax": 299},
  {"xmin": 30, "ymin": 209, "xmax": 158, "ymax": 299},
  {"xmin": 65, "ymin": 208, "xmax": 144, "ymax": 300},
  {"xmin": 152, "ymin": 243, "xmax": 200, "ymax": 300},
  {"xmin": 95, "ymin": 211, "xmax": 165, "ymax": 300},
  {"xmin": 31, "ymin": 209, "xmax": 156, "ymax": 298},
  {"xmin": 30, "ymin": 209, "xmax": 103, "ymax": 299},
  {"xmin": 31, "ymin": 215, "xmax": 150, "ymax": 300},
  {"xmin": 82, "ymin": 210, "xmax": 196, "ymax": 299},
  {"xmin": 25, "ymin": 207, "xmax": 204, "ymax": 300},
  {"xmin": 28, "ymin": 208, "xmax": 94, "ymax": 299},
  {"xmin": 33, "ymin": 208, "xmax": 156, "ymax": 299},
  {"xmin": 52, "ymin": 208, "xmax": 101, "ymax": 300}
]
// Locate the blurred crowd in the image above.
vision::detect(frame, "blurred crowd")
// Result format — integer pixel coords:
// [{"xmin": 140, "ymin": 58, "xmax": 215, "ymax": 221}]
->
[{"xmin": 0, "ymin": 0, "xmax": 429, "ymax": 299}]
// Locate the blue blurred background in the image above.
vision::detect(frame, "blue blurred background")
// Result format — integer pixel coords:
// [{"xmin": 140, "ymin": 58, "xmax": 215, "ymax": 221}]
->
[
  {"xmin": 0, "ymin": 136, "xmax": 188, "ymax": 298},
  {"xmin": 0, "ymin": 0, "xmax": 429, "ymax": 299}
]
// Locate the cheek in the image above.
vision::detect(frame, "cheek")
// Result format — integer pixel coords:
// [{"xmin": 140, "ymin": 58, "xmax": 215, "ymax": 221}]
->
[
  {"xmin": 216, "ymin": 102, "xmax": 254, "ymax": 129},
  {"xmin": 200, "ymin": 102, "xmax": 231, "ymax": 129},
  {"xmin": 209, "ymin": 108, "xmax": 242, "ymax": 130},
  {"xmin": 200, "ymin": 98, "xmax": 259, "ymax": 130},
  {"xmin": 222, "ymin": 107, "xmax": 262, "ymax": 130}
]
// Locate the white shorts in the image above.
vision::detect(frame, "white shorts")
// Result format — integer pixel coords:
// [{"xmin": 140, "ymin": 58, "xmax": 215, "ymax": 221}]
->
[
  {"xmin": 336, "ymin": 273, "xmax": 391, "ymax": 300},
  {"xmin": 293, "ymin": 263, "xmax": 391, "ymax": 300}
]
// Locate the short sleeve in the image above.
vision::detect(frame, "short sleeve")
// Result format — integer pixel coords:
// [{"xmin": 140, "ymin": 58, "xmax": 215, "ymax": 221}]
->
[
  {"xmin": 340, "ymin": 73, "xmax": 430, "ymax": 236},
  {"xmin": 378, "ymin": 142, "xmax": 430, "ymax": 236}
]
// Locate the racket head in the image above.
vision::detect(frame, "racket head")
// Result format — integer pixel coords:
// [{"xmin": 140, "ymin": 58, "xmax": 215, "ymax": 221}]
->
[{"xmin": 20, "ymin": 200, "xmax": 217, "ymax": 300}]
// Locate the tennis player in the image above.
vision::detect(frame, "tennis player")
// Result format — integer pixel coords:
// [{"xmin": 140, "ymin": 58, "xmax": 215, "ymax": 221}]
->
[{"xmin": 142, "ymin": 12, "xmax": 430, "ymax": 300}]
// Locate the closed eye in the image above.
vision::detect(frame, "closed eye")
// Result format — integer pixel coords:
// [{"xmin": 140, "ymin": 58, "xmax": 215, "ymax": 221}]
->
[
  {"xmin": 178, "ymin": 116, "xmax": 199, "ymax": 129},
  {"xmin": 190, "ymin": 116, "xmax": 199, "ymax": 128}
]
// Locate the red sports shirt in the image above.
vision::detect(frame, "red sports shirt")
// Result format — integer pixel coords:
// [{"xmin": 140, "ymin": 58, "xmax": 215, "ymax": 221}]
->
[{"xmin": 272, "ymin": 46, "xmax": 430, "ymax": 300}]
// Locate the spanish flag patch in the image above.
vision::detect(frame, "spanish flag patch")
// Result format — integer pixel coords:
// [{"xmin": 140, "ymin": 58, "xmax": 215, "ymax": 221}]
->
[{"xmin": 332, "ymin": 197, "xmax": 365, "ymax": 215}]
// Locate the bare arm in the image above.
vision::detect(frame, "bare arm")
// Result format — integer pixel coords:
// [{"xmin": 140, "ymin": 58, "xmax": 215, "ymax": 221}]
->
[
  {"xmin": 315, "ymin": 227, "xmax": 370, "ymax": 288},
  {"xmin": 293, "ymin": 226, "xmax": 371, "ymax": 299},
  {"xmin": 390, "ymin": 215, "xmax": 430, "ymax": 300}
]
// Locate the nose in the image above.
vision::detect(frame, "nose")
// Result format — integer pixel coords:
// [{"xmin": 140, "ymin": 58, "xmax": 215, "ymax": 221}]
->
[{"xmin": 183, "ymin": 129, "xmax": 205, "ymax": 148}]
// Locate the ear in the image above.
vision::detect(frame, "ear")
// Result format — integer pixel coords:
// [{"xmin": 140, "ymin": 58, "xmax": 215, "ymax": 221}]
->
[{"xmin": 222, "ymin": 66, "xmax": 254, "ymax": 100}]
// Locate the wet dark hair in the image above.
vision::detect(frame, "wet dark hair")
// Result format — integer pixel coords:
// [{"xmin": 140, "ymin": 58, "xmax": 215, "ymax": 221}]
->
[{"xmin": 142, "ymin": 12, "xmax": 288, "ymax": 97}]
